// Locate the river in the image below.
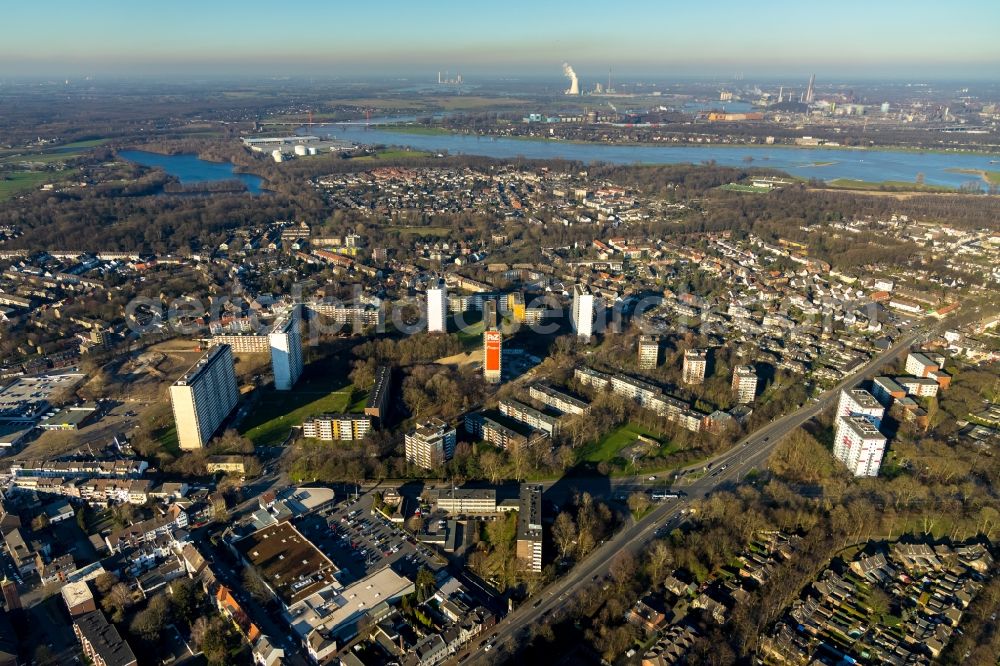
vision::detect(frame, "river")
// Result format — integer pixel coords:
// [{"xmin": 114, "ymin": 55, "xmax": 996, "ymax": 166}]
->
[{"xmin": 303, "ymin": 122, "xmax": 1000, "ymax": 189}]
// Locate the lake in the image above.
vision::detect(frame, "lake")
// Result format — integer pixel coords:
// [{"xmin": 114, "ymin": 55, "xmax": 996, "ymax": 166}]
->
[
  {"xmin": 119, "ymin": 150, "xmax": 265, "ymax": 194},
  {"xmin": 305, "ymin": 122, "xmax": 1000, "ymax": 189}
]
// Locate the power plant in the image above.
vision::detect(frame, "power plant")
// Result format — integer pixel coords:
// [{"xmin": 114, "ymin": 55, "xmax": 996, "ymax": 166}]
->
[
  {"xmin": 437, "ymin": 71, "xmax": 463, "ymax": 85},
  {"xmin": 562, "ymin": 62, "xmax": 579, "ymax": 95},
  {"xmin": 805, "ymin": 73, "xmax": 816, "ymax": 104}
]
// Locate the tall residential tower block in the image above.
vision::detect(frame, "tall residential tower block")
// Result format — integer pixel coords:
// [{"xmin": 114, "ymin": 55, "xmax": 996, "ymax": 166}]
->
[{"xmin": 170, "ymin": 345, "xmax": 240, "ymax": 450}]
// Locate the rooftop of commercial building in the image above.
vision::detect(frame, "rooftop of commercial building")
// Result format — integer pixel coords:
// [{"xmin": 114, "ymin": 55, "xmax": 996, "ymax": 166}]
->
[
  {"xmin": 235, "ymin": 521, "xmax": 339, "ymax": 607},
  {"xmin": 286, "ymin": 566, "xmax": 413, "ymax": 642},
  {"xmin": 432, "ymin": 487, "xmax": 497, "ymax": 502},
  {"xmin": 39, "ymin": 403, "xmax": 96, "ymax": 428}
]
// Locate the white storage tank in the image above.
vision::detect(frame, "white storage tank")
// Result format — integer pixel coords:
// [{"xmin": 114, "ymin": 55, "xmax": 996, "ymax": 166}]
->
[{"xmin": 293, "ymin": 144, "xmax": 308, "ymax": 156}]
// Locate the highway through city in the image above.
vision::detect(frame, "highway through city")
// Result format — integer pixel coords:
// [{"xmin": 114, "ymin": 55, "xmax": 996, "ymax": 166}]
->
[{"xmin": 448, "ymin": 320, "xmax": 946, "ymax": 663}]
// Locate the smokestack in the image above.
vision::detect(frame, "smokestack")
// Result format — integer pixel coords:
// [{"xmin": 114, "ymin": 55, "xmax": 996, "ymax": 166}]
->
[{"xmin": 562, "ymin": 62, "xmax": 579, "ymax": 95}]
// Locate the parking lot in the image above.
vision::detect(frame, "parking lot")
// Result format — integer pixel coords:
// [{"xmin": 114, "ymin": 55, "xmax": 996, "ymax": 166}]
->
[{"xmin": 295, "ymin": 493, "xmax": 443, "ymax": 586}]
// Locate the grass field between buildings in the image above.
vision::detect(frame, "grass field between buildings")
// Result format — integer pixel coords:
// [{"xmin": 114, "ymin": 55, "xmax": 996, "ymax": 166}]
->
[
  {"xmin": 241, "ymin": 385, "xmax": 368, "ymax": 447},
  {"xmin": 578, "ymin": 421, "xmax": 673, "ymax": 464}
]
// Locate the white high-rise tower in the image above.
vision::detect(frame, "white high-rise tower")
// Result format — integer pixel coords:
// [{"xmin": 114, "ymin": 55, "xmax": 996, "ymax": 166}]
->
[
  {"xmin": 427, "ymin": 280, "xmax": 447, "ymax": 333},
  {"xmin": 170, "ymin": 345, "xmax": 240, "ymax": 450},
  {"xmin": 571, "ymin": 284, "xmax": 594, "ymax": 339},
  {"xmin": 269, "ymin": 305, "xmax": 303, "ymax": 391}
]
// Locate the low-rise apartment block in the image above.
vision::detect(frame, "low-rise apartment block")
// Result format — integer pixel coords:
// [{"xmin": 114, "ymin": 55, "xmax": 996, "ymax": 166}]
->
[
  {"xmin": 465, "ymin": 412, "xmax": 531, "ymax": 452},
  {"xmin": 499, "ymin": 398, "xmax": 559, "ymax": 436},
  {"xmin": 871, "ymin": 376, "xmax": 906, "ymax": 407},
  {"xmin": 364, "ymin": 365, "xmax": 391, "ymax": 421},
  {"xmin": 528, "ymin": 383, "xmax": 590, "ymax": 415},
  {"xmin": 905, "ymin": 351, "xmax": 944, "ymax": 377},
  {"xmin": 301, "ymin": 414, "xmax": 373, "ymax": 441}
]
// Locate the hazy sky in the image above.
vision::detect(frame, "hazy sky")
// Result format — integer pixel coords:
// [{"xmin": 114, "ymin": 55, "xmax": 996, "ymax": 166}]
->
[{"xmin": 4, "ymin": 0, "xmax": 999, "ymax": 79}]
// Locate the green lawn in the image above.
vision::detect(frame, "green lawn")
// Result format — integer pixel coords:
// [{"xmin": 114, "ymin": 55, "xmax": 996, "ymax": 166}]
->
[
  {"xmin": 825, "ymin": 178, "xmax": 956, "ymax": 192},
  {"xmin": 0, "ymin": 171, "xmax": 60, "ymax": 200},
  {"xmin": 350, "ymin": 149, "xmax": 433, "ymax": 162},
  {"xmin": 154, "ymin": 422, "xmax": 180, "ymax": 456},
  {"xmin": 578, "ymin": 422, "xmax": 671, "ymax": 463},
  {"xmin": 348, "ymin": 389, "xmax": 370, "ymax": 412},
  {"xmin": 0, "ymin": 139, "xmax": 109, "ymax": 166},
  {"xmin": 454, "ymin": 316, "xmax": 485, "ymax": 349},
  {"xmin": 241, "ymin": 386, "xmax": 366, "ymax": 446},
  {"xmin": 58, "ymin": 138, "xmax": 109, "ymax": 149},
  {"xmin": 1, "ymin": 153, "xmax": 78, "ymax": 165}
]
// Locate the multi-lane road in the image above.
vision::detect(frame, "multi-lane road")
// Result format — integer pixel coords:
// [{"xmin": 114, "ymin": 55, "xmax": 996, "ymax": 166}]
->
[{"xmin": 449, "ymin": 322, "xmax": 944, "ymax": 663}]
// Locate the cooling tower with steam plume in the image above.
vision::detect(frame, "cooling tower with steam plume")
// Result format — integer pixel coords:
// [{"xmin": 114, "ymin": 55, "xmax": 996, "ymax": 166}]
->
[{"xmin": 562, "ymin": 62, "xmax": 579, "ymax": 95}]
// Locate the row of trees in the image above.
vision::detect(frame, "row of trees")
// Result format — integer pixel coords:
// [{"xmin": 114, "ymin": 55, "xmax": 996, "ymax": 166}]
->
[{"xmin": 551, "ymin": 492, "xmax": 618, "ymax": 564}]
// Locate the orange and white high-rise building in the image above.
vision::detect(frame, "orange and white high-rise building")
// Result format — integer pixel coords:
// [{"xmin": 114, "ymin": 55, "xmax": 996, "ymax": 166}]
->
[{"xmin": 483, "ymin": 328, "xmax": 502, "ymax": 384}]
